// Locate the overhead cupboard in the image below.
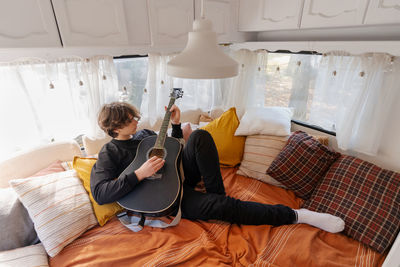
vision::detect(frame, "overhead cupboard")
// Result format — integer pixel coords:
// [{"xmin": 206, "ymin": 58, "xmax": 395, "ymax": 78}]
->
[
  {"xmin": 238, "ymin": 0, "xmax": 400, "ymax": 31},
  {"xmin": 0, "ymin": 0, "xmax": 251, "ymax": 49}
]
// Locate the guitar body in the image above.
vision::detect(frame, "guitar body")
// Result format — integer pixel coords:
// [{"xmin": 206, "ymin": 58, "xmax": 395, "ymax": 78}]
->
[{"xmin": 117, "ymin": 135, "xmax": 183, "ymax": 217}]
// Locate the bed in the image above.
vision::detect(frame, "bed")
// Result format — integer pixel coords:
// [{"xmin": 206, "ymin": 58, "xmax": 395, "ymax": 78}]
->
[{"xmin": 0, "ymin": 108, "xmax": 399, "ymax": 267}]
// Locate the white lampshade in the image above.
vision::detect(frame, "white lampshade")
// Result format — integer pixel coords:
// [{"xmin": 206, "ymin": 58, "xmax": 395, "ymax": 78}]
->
[{"xmin": 167, "ymin": 19, "xmax": 239, "ymax": 79}]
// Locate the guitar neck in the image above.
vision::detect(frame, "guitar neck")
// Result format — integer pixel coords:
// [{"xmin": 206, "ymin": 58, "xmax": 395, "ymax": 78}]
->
[{"xmin": 154, "ymin": 97, "xmax": 176, "ymax": 149}]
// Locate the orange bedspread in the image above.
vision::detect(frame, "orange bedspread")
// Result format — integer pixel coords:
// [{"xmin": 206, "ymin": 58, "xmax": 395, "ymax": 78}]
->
[{"xmin": 50, "ymin": 168, "xmax": 386, "ymax": 267}]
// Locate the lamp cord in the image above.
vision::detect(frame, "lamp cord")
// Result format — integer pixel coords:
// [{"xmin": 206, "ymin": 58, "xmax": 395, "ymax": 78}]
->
[{"xmin": 200, "ymin": 0, "xmax": 205, "ymax": 19}]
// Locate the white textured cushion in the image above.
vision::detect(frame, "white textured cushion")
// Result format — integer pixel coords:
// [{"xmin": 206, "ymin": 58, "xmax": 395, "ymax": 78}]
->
[
  {"xmin": 237, "ymin": 135, "xmax": 289, "ymax": 187},
  {"xmin": 9, "ymin": 170, "xmax": 97, "ymax": 257},
  {"xmin": 235, "ymin": 107, "xmax": 293, "ymax": 136},
  {"xmin": 0, "ymin": 188, "xmax": 38, "ymax": 251},
  {"xmin": 0, "ymin": 243, "xmax": 48, "ymax": 266}
]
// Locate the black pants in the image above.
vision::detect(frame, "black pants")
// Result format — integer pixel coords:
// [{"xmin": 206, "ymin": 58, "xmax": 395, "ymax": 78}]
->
[{"xmin": 181, "ymin": 129, "xmax": 296, "ymax": 226}]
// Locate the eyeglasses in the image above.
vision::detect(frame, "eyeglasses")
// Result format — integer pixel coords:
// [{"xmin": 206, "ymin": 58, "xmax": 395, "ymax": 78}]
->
[{"xmin": 133, "ymin": 116, "xmax": 141, "ymax": 122}]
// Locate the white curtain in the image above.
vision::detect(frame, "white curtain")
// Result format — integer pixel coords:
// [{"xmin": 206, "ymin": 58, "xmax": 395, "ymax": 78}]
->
[
  {"xmin": 221, "ymin": 49, "xmax": 268, "ymax": 117},
  {"xmin": 140, "ymin": 53, "xmax": 228, "ymax": 127},
  {"xmin": 309, "ymin": 52, "xmax": 400, "ymax": 156},
  {"xmin": 140, "ymin": 49, "xmax": 270, "ymax": 126},
  {"xmin": 0, "ymin": 56, "xmax": 118, "ymax": 161}
]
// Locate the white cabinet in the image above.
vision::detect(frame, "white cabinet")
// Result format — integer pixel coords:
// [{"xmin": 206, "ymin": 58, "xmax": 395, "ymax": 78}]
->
[
  {"xmin": 238, "ymin": 0, "xmax": 304, "ymax": 31},
  {"xmin": 195, "ymin": 0, "xmax": 253, "ymax": 43},
  {"xmin": 148, "ymin": 0, "xmax": 194, "ymax": 47},
  {"xmin": 51, "ymin": 0, "xmax": 151, "ymax": 47},
  {"xmin": 364, "ymin": 0, "xmax": 400, "ymax": 25},
  {"xmin": 300, "ymin": 0, "xmax": 369, "ymax": 28},
  {"xmin": 0, "ymin": 0, "xmax": 61, "ymax": 48}
]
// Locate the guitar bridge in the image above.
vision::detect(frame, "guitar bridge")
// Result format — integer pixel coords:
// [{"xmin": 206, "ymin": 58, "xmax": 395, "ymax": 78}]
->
[{"xmin": 147, "ymin": 173, "xmax": 162, "ymax": 180}]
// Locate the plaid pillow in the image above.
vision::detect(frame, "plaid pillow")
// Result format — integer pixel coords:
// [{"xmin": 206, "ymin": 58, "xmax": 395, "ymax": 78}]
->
[
  {"xmin": 303, "ymin": 155, "xmax": 400, "ymax": 253},
  {"xmin": 266, "ymin": 131, "xmax": 340, "ymax": 199}
]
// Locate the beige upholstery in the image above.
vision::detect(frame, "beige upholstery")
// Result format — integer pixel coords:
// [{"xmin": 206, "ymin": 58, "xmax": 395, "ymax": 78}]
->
[
  {"xmin": 0, "ymin": 141, "xmax": 82, "ymax": 187},
  {"xmin": 82, "ymin": 135, "xmax": 112, "ymax": 156}
]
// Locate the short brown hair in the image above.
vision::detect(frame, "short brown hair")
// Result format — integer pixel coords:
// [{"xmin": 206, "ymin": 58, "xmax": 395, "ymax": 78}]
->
[{"xmin": 98, "ymin": 102, "xmax": 140, "ymax": 138}]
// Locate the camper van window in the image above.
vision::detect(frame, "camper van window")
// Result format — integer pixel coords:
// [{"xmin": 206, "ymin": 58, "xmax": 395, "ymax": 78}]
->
[
  {"xmin": 258, "ymin": 52, "xmax": 325, "ymax": 131},
  {"xmin": 0, "ymin": 56, "xmax": 120, "ymax": 161},
  {"xmin": 113, "ymin": 56, "xmax": 148, "ymax": 109}
]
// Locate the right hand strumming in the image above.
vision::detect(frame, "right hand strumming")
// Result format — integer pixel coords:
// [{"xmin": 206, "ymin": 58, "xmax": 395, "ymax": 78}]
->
[{"xmin": 134, "ymin": 156, "xmax": 165, "ymax": 181}]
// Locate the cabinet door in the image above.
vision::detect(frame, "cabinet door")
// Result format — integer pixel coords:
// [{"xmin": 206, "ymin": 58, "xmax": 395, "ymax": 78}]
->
[
  {"xmin": 301, "ymin": 0, "xmax": 369, "ymax": 28},
  {"xmin": 195, "ymin": 0, "xmax": 233, "ymax": 43},
  {"xmin": 364, "ymin": 0, "xmax": 400, "ymax": 25},
  {"xmin": 0, "ymin": 0, "xmax": 61, "ymax": 48},
  {"xmin": 148, "ymin": 0, "xmax": 194, "ymax": 47},
  {"xmin": 195, "ymin": 0, "xmax": 253, "ymax": 43},
  {"xmin": 52, "ymin": 0, "xmax": 130, "ymax": 46},
  {"xmin": 238, "ymin": 0, "xmax": 303, "ymax": 31}
]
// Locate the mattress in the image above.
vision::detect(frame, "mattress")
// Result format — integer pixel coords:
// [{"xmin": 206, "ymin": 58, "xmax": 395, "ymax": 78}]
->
[{"xmin": 50, "ymin": 168, "xmax": 385, "ymax": 266}]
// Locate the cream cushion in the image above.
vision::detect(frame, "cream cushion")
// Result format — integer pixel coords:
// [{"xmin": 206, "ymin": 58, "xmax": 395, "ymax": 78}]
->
[
  {"xmin": 0, "ymin": 243, "xmax": 48, "ymax": 266},
  {"xmin": 82, "ymin": 135, "xmax": 112, "ymax": 156},
  {"xmin": 0, "ymin": 140, "xmax": 81, "ymax": 188},
  {"xmin": 237, "ymin": 135, "xmax": 289, "ymax": 187},
  {"xmin": 9, "ymin": 170, "xmax": 97, "ymax": 257}
]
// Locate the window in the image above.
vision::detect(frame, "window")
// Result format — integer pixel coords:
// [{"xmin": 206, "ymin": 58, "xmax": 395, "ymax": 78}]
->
[
  {"xmin": 114, "ymin": 56, "xmax": 148, "ymax": 109},
  {"xmin": 258, "ymin": 52, "xmax": 324, "ymax": 129},
  {"xmin": 0, "ymin": 56, "xmax": 118, "ymax": 161}
]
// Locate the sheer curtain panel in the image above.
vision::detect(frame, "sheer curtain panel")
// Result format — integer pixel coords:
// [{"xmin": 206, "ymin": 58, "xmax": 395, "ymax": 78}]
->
[{"xmin": 0, "ymin": 56, "xmax": 119, "ymax": 161}]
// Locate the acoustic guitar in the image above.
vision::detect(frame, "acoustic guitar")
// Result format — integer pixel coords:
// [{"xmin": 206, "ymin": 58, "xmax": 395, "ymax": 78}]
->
[{"xmin": 117, "ymin": 88, "xmax": 184, "ymax": 217}]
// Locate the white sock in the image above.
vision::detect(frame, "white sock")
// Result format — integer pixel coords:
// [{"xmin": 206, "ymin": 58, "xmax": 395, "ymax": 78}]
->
[{"xmin": 294, "ymin": 208, "xmax": 345, "ymax": 233}]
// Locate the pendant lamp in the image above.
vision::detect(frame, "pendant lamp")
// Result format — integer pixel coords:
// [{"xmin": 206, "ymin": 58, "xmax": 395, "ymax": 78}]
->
[{"xmin": 167, "ymin": 1, "xmax": 239, "ymax": 79}]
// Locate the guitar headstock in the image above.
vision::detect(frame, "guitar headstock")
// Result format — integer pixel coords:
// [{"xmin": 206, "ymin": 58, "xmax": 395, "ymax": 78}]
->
[{"xmin": 170, "ymin": 88, "xmax": 183, "ymax": 99}]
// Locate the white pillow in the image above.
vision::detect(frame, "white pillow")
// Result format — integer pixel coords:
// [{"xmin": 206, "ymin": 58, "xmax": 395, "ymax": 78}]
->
[
  {"xmin": 235, "ymin": 107, "xmax": 293, "ymax": 136},
  {"xmin": 0, "ymin": 243, "xmax": 48, "ymax": 266},
  {"xmin": 9, "ymin": 170, "xmax": 98, "ymax": 257}
]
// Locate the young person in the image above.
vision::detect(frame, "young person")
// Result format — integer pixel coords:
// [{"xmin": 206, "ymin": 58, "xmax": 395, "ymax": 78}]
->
[{"xmin": 90, "ymin": 102, "xmax": 345, "ymax": 232}]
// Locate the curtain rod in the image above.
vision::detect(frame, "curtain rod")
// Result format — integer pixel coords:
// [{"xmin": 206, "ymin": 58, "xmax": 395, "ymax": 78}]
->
[{"xmin": 231, "ymin": 41, "xmax": 400, "ymax": 57}]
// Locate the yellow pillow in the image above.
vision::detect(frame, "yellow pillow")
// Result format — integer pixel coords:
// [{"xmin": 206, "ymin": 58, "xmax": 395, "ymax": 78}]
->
[
  {"xmin": 72, "ymin": 156, "xmax": 124, "ymax": 226},
  {"xmin": 200, "ymin": 107, "xmax": 245, "ymax": 167}
]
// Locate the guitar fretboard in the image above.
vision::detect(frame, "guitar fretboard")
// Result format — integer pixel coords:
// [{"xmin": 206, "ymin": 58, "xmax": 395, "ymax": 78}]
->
[{"xmin": 154, "ymin": 97, "xmax": 176, "ymax": 149}]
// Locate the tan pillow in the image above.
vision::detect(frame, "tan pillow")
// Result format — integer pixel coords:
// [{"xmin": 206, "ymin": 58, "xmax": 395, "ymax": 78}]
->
[
  {"xmin": 237, "ymin": 135, "xmax": 288, "ymax": 187},
  {"xmin": 182, "ymin": 122, "xmax": 193, "ymax": 143},
  {"xmin": 199, "ymin": 114, "xmax": 213, "ymax": 122}
]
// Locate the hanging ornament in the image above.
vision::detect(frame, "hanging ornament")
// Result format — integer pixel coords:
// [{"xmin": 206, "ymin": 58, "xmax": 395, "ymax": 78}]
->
[
  {"xmin": 119, "ymin": 86, "xmax": 129, "ymax": 102},
  {"xmin": 102, "ymin": 74, "xmax": 107, "ymax": 80},
  {"xmin": 49, "ymin": 82, "xmax": 55, "ymax": 89},
  {"xmin": 79, "ymin": 80, "xmax": 84, "ymax": 86}
]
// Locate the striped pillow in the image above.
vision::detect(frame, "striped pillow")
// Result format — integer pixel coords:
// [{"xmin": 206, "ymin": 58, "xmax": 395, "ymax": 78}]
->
[
  {"xmin": 237, "ymin": 135, "xmax": 289, "ymax": 187},
  {"xmin": 0, "ymin": 243, "xmax": 48, "ymax": 266},
  {"xmin": 9, "ymin": 170, "xmax": 97, "ymax": 257}
]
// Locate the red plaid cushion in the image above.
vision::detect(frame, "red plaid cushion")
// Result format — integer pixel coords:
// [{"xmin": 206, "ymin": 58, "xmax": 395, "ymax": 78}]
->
[
  {"xmin": 266, "ymin": 131, "xmax": 340, "ymax": 199},
  {"xmin": 303, "ymin": 155, "xmax": 400, "ymax": 253}
]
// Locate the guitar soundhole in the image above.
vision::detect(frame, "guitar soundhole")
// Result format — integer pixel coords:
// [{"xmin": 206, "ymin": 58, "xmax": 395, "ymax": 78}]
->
[{"xmin": 149, "ymin": 148, "xmax": 165, "ymax": 159}]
